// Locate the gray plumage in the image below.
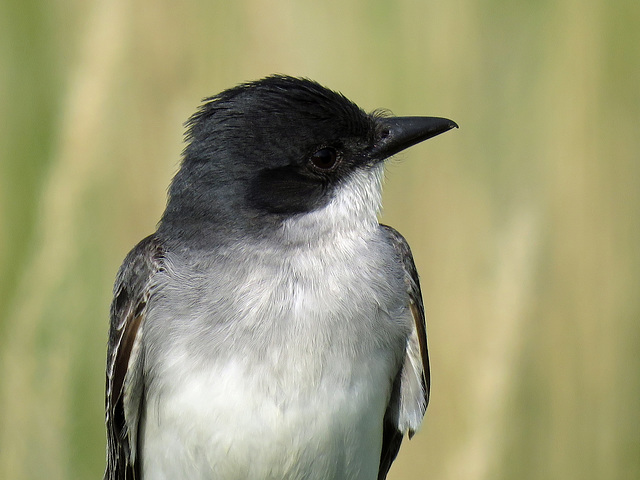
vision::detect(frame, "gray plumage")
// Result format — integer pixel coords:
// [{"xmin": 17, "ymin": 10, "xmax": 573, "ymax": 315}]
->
[{"xmin": 105, "ymin": 75, "xmax": 456, "ymax": 480}]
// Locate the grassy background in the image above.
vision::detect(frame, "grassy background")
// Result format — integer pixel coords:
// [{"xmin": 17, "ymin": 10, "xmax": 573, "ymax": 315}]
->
[{"xmin": 1, "ymin": 0, "xmax": 639, "ymax": 479}]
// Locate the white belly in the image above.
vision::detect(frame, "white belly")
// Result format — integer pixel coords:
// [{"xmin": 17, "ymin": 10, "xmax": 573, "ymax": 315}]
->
[{"xmin": 140, "ymin": 351, "xmax": 391, "ymax": 480}]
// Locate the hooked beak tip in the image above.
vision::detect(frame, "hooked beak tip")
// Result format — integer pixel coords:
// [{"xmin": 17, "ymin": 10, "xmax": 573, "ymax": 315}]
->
[{"xmin": 374, "ymin": 116, "xmax": 458, "ymax": 160}]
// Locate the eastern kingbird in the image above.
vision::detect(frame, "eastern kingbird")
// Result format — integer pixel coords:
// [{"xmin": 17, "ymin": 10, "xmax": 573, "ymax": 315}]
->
[{"xmin": 105, "ymin": 75, "xmax": 457, "ymax": 480}]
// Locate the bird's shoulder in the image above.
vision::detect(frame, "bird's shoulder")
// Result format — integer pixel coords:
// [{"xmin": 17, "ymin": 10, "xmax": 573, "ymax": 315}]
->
[
  {"xmin": 112, "ymin": 235, "xmax": 165, "ymax": 305},
  {"xmin": 378, "ymin": 224, "xmax": 424, "ymax": 320},
  {"xmin": 378, "ymin": 224, "xmax": 415, "ymax": 267}
]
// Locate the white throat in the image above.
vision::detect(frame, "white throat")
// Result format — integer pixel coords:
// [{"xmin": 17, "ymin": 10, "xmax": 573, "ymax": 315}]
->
[{"xmin": 280, "ymin": 165, "xmax": 384, "ymax": 244}]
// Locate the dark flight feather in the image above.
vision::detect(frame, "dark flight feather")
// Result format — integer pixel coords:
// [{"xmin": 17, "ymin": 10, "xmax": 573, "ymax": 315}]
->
[
  {"xmin": 378, "ymin": 224, "xmax": 430, "ymax": 480},
  {"xmin": 105, "ymin": 235, "xmax": 164, "ymax": 480}
]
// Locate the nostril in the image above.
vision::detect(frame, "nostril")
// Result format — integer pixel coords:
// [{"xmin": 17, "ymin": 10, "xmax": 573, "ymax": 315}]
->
[{"xmin": 380, "ymin": 127, "xmax": 391, "ymax": 139}]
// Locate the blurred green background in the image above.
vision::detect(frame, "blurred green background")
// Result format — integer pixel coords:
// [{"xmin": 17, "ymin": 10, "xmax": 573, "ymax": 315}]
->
[{"xmin": 1, "ymin": 0, "xmax": 639, "ymax": 479}]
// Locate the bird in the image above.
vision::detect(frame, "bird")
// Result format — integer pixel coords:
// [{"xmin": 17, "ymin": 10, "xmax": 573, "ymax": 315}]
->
[{"xmin": 104, "ymin": 75, "xmax": 457, "ymax": 480}]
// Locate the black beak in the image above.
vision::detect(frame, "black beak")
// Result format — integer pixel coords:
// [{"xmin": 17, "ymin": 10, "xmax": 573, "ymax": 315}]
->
[{"xmin": 372, "ymin": 116, "xmax": 458, "ymax": 160}]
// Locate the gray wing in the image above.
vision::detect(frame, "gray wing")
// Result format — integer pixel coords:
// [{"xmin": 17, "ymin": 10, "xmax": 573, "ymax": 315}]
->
[
  {"xmin": 378, "ymin": 225, "xmax": 431, "ymax": 480},
  {"xmin": 105, "ymin": 235, "xmax": 164, "ymax": 480}
]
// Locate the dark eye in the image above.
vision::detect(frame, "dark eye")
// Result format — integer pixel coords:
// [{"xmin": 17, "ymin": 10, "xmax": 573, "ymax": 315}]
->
[{"xmin": 310, "ymin": 147, "xmax": 338, "ymax": 171}]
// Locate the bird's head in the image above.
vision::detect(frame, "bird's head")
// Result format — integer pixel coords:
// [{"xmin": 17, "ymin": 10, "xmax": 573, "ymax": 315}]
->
[{"xmin": 159, "ymin": 75, "xmax": 457, "ymax": 245}]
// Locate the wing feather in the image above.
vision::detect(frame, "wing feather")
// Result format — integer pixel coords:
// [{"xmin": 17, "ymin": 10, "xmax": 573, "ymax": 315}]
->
[
  {"xmin": 378, "ymin": 224, "xmax": 431, "ymax": 480},
  {"xmin": 105, "ymin": 235, "xmax": 164, "ymax": 480}
]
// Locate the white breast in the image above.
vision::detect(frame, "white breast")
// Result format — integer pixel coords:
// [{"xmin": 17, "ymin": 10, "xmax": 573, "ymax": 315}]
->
[
  {"xmin": 141, "ymin": 344, "xmax": 393, "ymax": 480},
  {"xmin": 139, "ymin": 169, "xmax": 411, "ymax": 479}
]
